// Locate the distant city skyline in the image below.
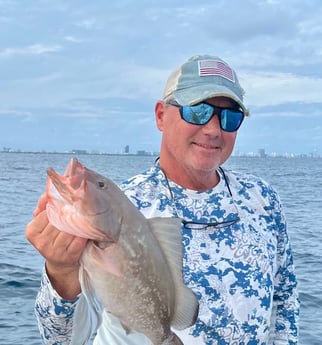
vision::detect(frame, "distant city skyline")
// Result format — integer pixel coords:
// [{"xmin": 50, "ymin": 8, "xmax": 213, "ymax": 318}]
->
[{"xmin": 2, "ymin": 146, "xmax": 320, "ymax": 158}]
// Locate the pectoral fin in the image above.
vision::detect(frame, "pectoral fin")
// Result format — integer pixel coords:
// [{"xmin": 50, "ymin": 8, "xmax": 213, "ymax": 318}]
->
[{"xmin": 148, "ymin": 217, "xmax": 199, "ymax": 330}]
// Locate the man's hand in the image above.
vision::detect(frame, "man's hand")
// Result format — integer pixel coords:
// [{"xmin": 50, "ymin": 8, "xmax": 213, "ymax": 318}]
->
[{"xmin": 25, "ymin": 194, "xmax": 87, "ymax": 300}]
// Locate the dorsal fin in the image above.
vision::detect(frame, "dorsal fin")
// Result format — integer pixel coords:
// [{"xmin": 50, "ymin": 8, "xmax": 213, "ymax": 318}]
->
[{"xmin": 148, "ymin": 217, "xmax": 199, "ymax": 330}]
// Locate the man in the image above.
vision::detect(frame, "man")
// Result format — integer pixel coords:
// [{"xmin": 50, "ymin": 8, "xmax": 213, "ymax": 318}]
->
[{"xmin": 26, "ymin": 55, "xmax": 299, "ymax": 344}]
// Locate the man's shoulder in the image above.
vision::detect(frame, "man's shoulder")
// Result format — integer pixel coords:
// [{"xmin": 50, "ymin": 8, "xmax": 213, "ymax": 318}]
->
[
  {"xmin": 119, "ymin": 166, "xmax": 160, "ymax": 193},
  {"xmin": 119, "ymin": 166, "xmax": 165, "ymax": 213},
  {"xmin": 224, "ymin": 168, "xmax": 277, "ymax": 195},
  {"xmin": 224, "ymin": 168, "xmax": 269, "ymax": 185}
]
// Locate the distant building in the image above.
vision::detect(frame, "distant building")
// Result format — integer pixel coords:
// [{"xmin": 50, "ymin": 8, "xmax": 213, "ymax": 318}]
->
[
  {"xmin": 258, "ymin": 149, "xmax": 267, "ymax": 158},
  {"xmin": 72, "ymin": 149, "xmax": 88, "ymax": 154},
  {"xmin": 136, "ymin": 150, "xmax": 151, "ymax": 156},
  {"xmin": 124, "ymin": 145, "xmax": 130, "ymax": 154}
]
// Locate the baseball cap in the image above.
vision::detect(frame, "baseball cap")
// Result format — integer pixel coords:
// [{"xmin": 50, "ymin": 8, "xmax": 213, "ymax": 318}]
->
[{"xmin": 162, "ymin": 54, "xmax": 249, "ymax": 115}]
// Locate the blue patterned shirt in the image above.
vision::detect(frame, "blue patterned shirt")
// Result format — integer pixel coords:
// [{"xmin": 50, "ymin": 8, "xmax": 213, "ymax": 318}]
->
[{"xmin": 35, "ymin": 165, "xmax": 299, "ymax": 344}]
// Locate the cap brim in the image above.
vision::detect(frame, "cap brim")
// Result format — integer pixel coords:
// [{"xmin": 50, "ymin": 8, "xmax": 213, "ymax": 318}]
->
[{"xmin": 172, "ymin": 84, "xmax": 248, "ymax": 115}]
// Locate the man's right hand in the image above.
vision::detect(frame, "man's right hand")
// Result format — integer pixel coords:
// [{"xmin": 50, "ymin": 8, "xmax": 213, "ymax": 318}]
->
[{"xmin": 25, "ymin": 194, "xmax": 87, "ymax": 300}]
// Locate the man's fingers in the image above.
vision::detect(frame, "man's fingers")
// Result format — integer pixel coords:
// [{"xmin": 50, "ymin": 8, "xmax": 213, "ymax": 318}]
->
[
  {"xmin": 26, "ymin": 210, "xmax": 49, "ymax": 239},
  {"xmin": 33, "ymin": 193, "xmax": 48, "ymax": 217}
]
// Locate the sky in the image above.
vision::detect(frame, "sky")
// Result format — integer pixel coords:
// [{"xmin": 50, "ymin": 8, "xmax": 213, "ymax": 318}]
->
[{"xmin": 1, "ymin": 0, "xmax": 322, "ymax": 156}]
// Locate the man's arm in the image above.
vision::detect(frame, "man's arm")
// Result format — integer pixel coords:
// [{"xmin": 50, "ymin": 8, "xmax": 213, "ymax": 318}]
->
[
  {"xmin": 25, "ymin": 194, "xmax": 91, "ymax": 344},
  {"xmin": 271, "ymin": 201, "xmax": 300, "ymax": 344},
  {"xmin": 35, "ymin": 267, "xmax": 100, "ymax": 345}
]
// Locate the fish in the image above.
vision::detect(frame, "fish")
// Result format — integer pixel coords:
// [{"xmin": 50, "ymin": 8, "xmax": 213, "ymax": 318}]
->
[{"xmin": 45, "ymin": 157, "xmax": 199, "ymax": 345}]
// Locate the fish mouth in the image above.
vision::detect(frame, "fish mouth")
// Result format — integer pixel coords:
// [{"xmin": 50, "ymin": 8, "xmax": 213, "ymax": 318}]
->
[
  {"xmin": 65, "ymin": 157, "xmax": 83, "ymax": 178},
  {"xmin": 47, "ymin": 157, "xmax": 86, "ymax": 204},
  {"xmin": 47, "ymin": 158, "xmax": 111, "ymax": 216}
]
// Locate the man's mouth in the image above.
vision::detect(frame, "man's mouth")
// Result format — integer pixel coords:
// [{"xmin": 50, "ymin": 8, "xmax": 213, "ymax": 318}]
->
[{"xmin": 194, "ymin": 142, "xmax": 220, "ymax": 150}]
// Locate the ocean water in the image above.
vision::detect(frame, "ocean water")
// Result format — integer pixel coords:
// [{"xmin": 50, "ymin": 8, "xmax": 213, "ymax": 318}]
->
[{"xmin": 0, "ymin": 152, "xmax": 321, "ymax": 345}]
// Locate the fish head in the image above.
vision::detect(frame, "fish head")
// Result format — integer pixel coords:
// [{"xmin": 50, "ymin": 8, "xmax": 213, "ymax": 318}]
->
[{"xmin": 46, "ymin": 157, "xmax": 123, "ymax": 243}]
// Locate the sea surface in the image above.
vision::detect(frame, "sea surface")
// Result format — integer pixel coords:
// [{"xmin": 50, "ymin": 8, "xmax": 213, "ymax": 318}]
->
[{"xmin": 0, "ymin": 152, "xmax": 321, "ymax": 345}]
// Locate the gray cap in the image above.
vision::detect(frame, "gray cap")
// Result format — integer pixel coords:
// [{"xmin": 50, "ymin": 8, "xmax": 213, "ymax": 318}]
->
[{"xmin": 163, "ymin": 54, "xmax": 249, "ymax": 115}]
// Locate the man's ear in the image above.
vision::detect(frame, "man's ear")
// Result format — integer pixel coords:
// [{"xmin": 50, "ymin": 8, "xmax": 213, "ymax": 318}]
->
[{"xmin": 155, "ymin": 100, "xmax": 165, "ymax": 132}]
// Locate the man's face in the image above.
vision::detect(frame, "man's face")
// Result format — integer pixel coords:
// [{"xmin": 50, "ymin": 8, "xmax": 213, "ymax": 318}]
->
[{"xmin": 156, "ymin": 96, "xmax": 240, "ymax": 178}]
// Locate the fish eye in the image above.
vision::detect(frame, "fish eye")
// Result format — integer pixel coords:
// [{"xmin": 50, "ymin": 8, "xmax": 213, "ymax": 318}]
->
[{"xmin": 98, "ymin": 181, "xmax": 105, "ymax": 188}]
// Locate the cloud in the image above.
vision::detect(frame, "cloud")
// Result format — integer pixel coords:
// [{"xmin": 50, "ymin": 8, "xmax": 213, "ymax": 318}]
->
[
  {"xmin": 63, "ymin": 36, "xmax": 83, "ymax": 43},
  {"xmin": 0, "ymin": 109, "xmax": 31, "ymax": 117},
  {"xmin": 242, "ymin": 71, "xmax": 322, "ymax": 106},
  {"xmin": 74, "ymin": 18, "xmax": 98, "ymax": 30},
  {"xmin": 0, "ymin": 44, "xmax": 62, "ymax": 58}
]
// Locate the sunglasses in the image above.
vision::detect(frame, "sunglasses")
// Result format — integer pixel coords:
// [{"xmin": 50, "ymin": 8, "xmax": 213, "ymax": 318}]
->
[{"xmin": 167, "ymin": 100, "xmax": 245, "ymax": 132}]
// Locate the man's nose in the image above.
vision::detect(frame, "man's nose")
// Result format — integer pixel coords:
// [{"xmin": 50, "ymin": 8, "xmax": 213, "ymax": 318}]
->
[{"xmin": 201, "ymin": 114, "xmax": 221, "ymax": 134}]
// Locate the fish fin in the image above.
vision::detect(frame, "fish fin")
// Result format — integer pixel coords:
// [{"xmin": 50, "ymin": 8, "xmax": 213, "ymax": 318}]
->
[
  {"xmin": 147, "ymin": 217, "xmax": 183, "ymax": 272},
  {"xmin": 171, "ymin": 284, "xmax": 199, "ymax": 330},
  {"xmin": 88, "ymin": 242, "xmax": 123, "ymax": 277},
  {"xmin": 148, "ymin": 217, "xmax": 199, "ymax": 330}
]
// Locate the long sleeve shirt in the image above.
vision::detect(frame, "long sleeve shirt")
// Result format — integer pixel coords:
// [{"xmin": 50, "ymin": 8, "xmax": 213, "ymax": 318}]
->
[{"xmin": 34, "ymin": 165, "xmax": 300, "ymax": 344}]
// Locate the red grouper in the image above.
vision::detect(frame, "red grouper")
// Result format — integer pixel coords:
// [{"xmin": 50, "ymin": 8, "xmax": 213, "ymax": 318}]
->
[{"xmin": 45, "ymin": 157, "xmax": 199, "ymax": 345}]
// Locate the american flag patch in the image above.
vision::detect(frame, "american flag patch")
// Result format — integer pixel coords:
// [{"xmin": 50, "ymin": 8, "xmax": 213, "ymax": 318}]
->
[{"xmin": 198, "ymin": 60, "xmax": 235, "ymax": 82}]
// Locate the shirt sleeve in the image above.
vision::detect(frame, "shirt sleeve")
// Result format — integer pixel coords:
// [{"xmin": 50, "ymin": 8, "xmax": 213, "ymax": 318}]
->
[
  {"xmin": 34, "ymin": 267, "xmax": 98, "ymax": 345},
  {"xmin": 270, "ymin": 195, "xmax": 300, "ymax": 344}
]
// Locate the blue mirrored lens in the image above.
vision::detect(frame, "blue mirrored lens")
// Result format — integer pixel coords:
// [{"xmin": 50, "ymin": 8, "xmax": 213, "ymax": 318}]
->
[
  {"xmin": 181, "ymin": 103, "xmax": 244, "ymax": 132},
  {"xmin": 181, "ymin": 104, "xmax": 213, "ymax": 125},
  {"xmin": 220, "ymin": 109, "xmax": 244, "ymax": 132}
]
